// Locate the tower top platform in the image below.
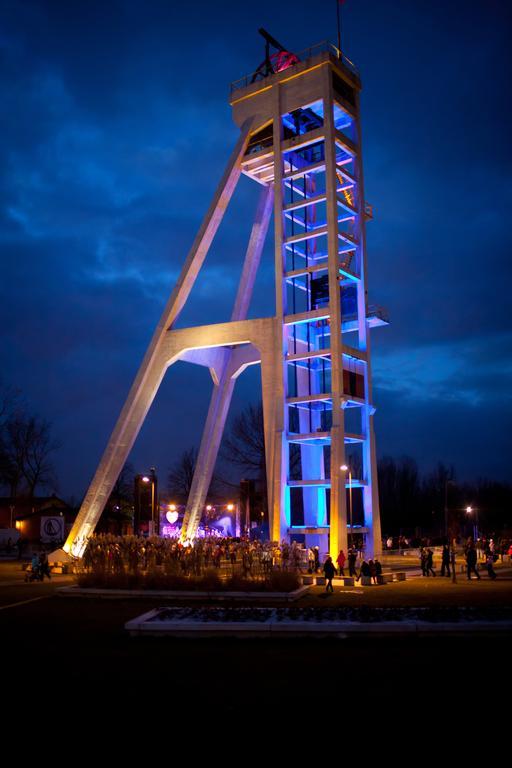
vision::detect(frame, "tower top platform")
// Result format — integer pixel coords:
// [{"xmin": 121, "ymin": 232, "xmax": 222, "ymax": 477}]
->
[{"xmin": 230, "ymin": 41, "xmax": 361, "ymax": 102}]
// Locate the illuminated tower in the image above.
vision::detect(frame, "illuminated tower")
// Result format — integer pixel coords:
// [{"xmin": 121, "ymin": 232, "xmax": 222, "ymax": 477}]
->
[{"xmin": 59, "ymin": 32, "xmax": 387, "ymax": 560}]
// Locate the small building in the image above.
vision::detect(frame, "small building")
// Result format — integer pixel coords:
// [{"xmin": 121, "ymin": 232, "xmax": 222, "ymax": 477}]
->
[{"xmin": 0, "ymin": 495, "xmax": 76, "ymax": 545}]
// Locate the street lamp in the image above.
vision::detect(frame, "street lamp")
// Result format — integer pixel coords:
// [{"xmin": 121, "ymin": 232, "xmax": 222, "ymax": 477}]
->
[
  {"xmin": 340, "ymin": 464, "xmax": 353, "ymax": 548},
  {"xmin": 466, "ymin": 505, "xmax": 479, "ymax": 542}
]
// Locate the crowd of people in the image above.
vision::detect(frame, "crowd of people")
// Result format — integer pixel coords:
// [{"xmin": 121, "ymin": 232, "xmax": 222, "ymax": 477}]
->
[
  {"xmin": 418, "ymin": 537, "xmax": 503, "ymax": 580},
  {"xmin": 79, "ymin": 535, "xmax": 389, "ymax": 588},
  {"xmin": 80, "ymin": 534, "xmax": 333, "ymax": 579}
]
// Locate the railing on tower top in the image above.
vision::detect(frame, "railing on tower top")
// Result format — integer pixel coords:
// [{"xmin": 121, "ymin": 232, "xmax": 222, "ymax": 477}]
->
[{"xmin": 230, "ymin": 41, "xmax": 360, "ymax": 94}]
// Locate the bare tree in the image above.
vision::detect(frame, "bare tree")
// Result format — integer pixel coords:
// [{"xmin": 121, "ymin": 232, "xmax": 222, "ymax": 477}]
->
[
  {"xmin": 167, "ymin": 447, "xmax": 198, "ymax": 500},
  {"xmin": 0, "ymin": 383, "xmax": 59, "ymax": 497},
  {"xmin": 25, "ymin": 417, "xmax": 59, "ymax": 495},
  {"xmin": 221, "ymin": 401, "xmax": 302, "ymax": 486},
  {"xmin": 167, "ymin": 447, "xmax": 222, "ymax": 501},
  {"xmin": 221, "ymin": 402, "xmax": 266, "ymax": 479},
  {"xmin": 112, "ymin": 462, "xmax": 135, "ymax": 501}
]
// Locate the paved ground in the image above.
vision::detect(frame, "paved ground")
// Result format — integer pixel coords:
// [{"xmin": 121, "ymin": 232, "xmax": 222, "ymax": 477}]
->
[
  {"xmin": 302, "ymin": 567, "xmax": 512, "ymax": 608},
  {"xmin": 2, "ymin": 558, "xmax": 510, "ymax": 725}
]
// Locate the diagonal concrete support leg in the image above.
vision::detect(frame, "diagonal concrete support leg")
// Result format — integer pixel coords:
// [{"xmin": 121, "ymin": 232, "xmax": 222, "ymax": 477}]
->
[
  {"xmin": 181, "ymin": 186, "xmax": 274, "ymax": 540},
  {"xmin": 61, "ymin": 119, "xmax": 256, "ymax": 558}
]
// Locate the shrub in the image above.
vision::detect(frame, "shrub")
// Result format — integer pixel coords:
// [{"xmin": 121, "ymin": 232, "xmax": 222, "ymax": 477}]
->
[
  {"xmin": 75, "ymin": 568, "xmax": 301, "ymax": 592},
  {"xmin": 267, "ymin": 570, "xmax": 301, "ymax": 592}
]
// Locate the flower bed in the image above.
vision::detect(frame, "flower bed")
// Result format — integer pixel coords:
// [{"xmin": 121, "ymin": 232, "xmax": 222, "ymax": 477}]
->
[
  {"xmin": 125, "ymin": 605, "xmax": 512, "ymax": 636},
  {"xmin": 138, "ymin": 605, "xmax": 512, "ymax": 624}
]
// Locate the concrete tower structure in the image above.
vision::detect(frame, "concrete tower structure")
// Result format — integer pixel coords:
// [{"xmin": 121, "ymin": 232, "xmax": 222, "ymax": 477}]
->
[{"xmin": 60, "ymin": 37, "xmax": 387, "ymax": 561}]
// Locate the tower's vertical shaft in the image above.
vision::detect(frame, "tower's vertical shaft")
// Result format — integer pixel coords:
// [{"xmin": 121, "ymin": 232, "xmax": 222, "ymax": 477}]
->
[{"xmin": 229, "ymin": 45, "xmax": 385, "ymax": 557}]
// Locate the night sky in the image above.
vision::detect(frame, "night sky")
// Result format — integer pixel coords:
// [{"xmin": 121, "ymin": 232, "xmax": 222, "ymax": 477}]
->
[{"xmin": 1, "ymin": 0, "xmax": 511, "ymax": 500}]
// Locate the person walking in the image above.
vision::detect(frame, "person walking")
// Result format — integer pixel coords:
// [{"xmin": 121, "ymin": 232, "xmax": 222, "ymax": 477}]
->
[
  {"xmin": 440, "ymin": 544, "xmax": 451, "ymax": 577},
  {"xmin": 466, "ymin": 542, "xmax": 481, "ymax": 580},
  {"xmin": 323, "ymin": 555, "xmax": 337, "ymax": 593},
  {"xmin": 425, "ymin": 549, "xmax": 436, "ymax": 577},
  {"xmin": 336, "ymin": 549, "xmax": 346, "ymax": 577}
]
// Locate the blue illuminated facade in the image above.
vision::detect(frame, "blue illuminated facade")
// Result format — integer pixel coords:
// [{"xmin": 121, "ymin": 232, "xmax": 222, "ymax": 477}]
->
[{"xmin": 233, "ymin": 42, "xmax": 387, "ymax": 556}]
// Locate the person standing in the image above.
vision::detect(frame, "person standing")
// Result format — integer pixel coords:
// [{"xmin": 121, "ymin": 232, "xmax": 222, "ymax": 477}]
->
[
  {"xmin": 323, "ymin": 555, "xmax": 337, "ymax": 593},
  {"xmin": 420, "ymin": 547, "xmax": 427, "ymax": 576},
  {"xmin": 485, "ymin": 552, "xmax": 497, "ymax": 580},
  {"xmin": 336, "ymin": 549, "xmax": 346, "ymax": 577},
  {"xmin": 348, "ymin": 548, "xmax": 357, "ymax": 578},
  {"xmin": 26, "ymin": 552, "xmax": 40, "ymax": 582},
  {"xmin": 450, "ymin": 539, "xmax": 457, "ymax": 583},
  {"xmin": 282, "ymin": 543, "xmax": 290, "ymax": 571},
  {"xmin": 313, "ymin": 546, "xmax": 320, "ymax": 573},
  {"xmin": 357, "ymin": 560, "xmax": 371, "ymax": 583}
]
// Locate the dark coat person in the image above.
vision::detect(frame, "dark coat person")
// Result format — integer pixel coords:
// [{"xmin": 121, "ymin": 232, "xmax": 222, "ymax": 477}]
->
[
  {"xmin": 323, "ymin": 556, "xmax": 337, "ymax": 593},
  {"xmin": 441, "ymin": 544, "xmax": 451, "ymax": 577},
  {"xmin": 466, "ymin": 544, "xmax": 481, "ymax": 580},
  {"xmin": 348, "ymin": 549, "xmax": 357, "ymax": 577}
]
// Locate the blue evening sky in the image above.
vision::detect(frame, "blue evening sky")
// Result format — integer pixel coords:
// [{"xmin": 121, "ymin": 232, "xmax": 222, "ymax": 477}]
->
[{"xmin": 1, "ymin": 0, "xmax": 511, "ymax": 497}]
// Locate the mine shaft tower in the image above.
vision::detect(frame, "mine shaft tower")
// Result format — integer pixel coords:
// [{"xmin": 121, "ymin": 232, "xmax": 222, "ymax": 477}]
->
[{"xmin": 62, "ymin": 32, "xmax": 387, "ymax": 560}]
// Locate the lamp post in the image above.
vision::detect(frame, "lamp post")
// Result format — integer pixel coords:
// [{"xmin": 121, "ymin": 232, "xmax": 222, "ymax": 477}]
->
[
  {"xmin": 466, "ymin": 506, "xmax": 479, "ymax": 542},
  {"xmin": 341, "ymin": 464, "xmax": 352, "ymax": 549}
]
